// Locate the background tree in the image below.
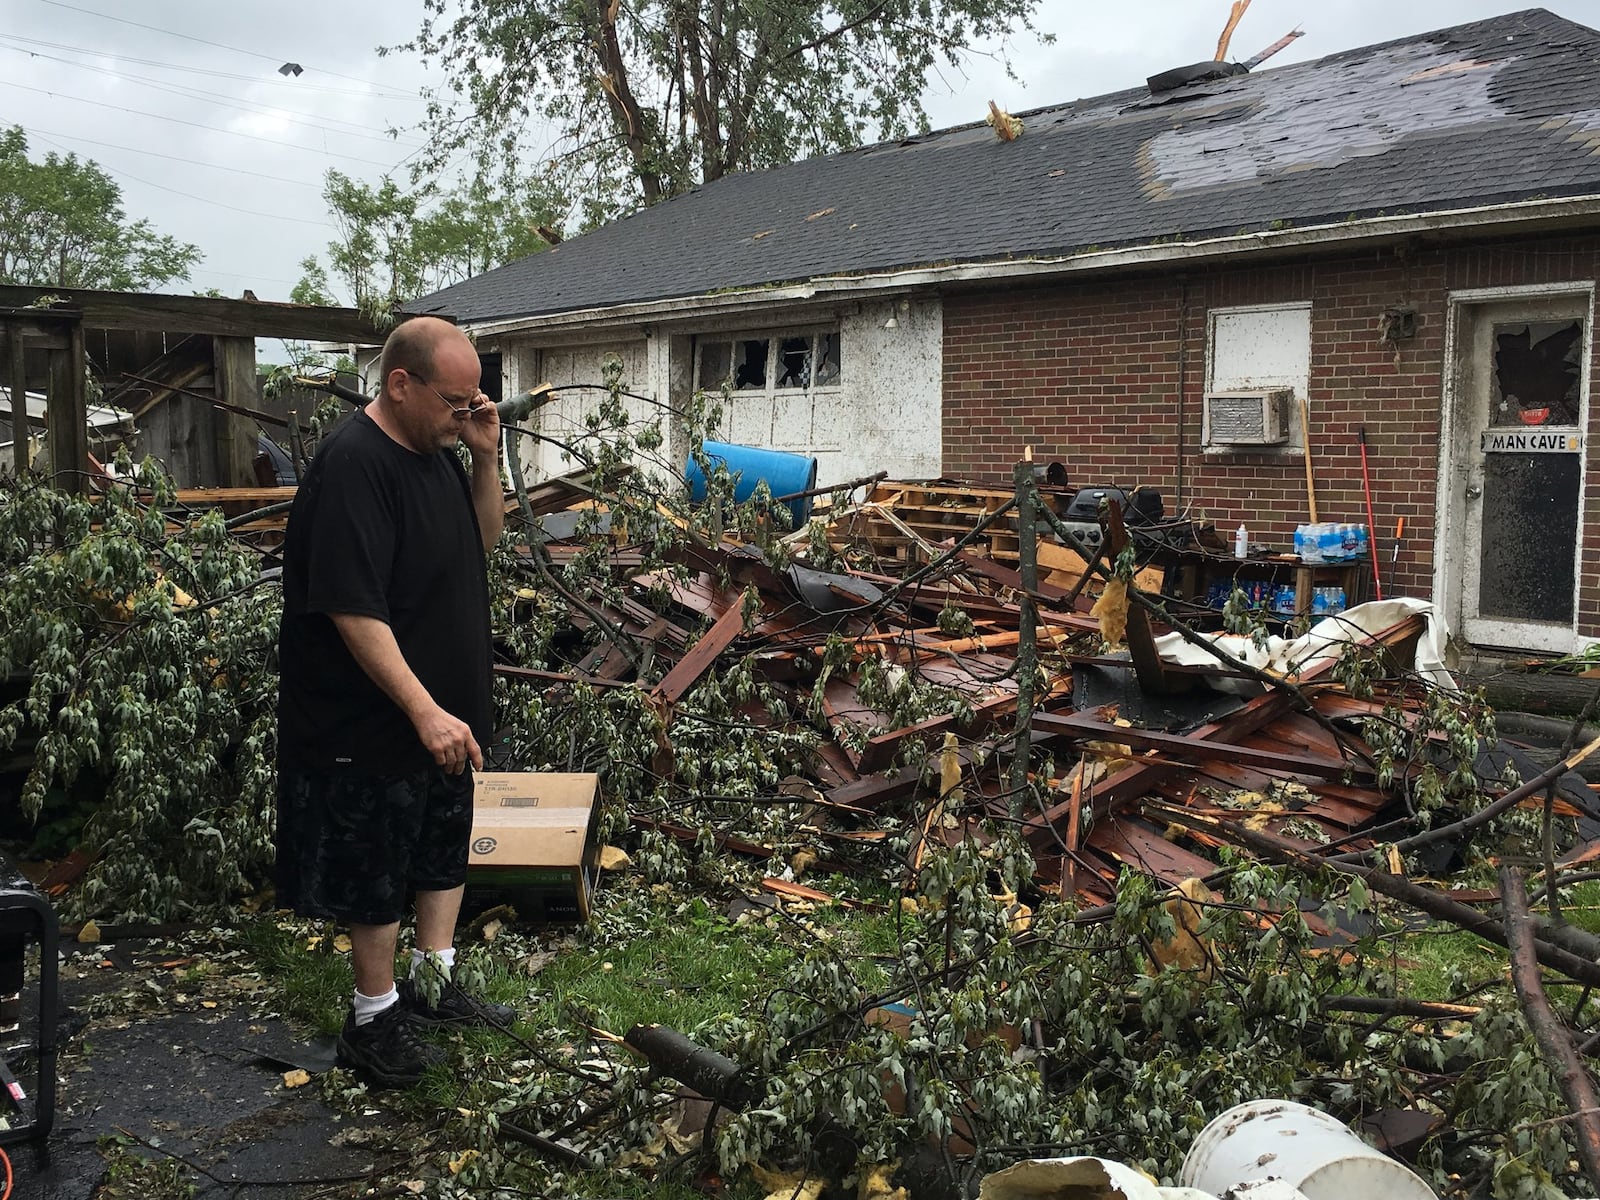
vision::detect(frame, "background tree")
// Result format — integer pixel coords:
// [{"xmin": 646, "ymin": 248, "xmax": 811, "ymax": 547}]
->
[
  {"xmin": 397, "ymin": 0, "xmax": 1046, "ymax": 226},
  {"xmin": 0, "ymin": 126, "xmax": 201, "ymax": 290},
  {"xmin": 293, "ymin": 169, "xmax": 559, "ymax": 314}
]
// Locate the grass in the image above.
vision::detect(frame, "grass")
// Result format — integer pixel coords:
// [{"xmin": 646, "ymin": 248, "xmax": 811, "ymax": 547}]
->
[
  {"xmin": 226, "ymin": 869, "xmax": 916, "ymax": 1197},
  {"xmin": 1386, "ymin": 880, "xmax": 1600, "ymax": 1004},
  {"xmin": 230, "ymin": 866, "xmax": 1600, "ymax": 1197}
]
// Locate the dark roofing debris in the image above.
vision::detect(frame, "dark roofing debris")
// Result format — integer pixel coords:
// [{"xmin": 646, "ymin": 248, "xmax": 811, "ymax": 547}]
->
[
  {"xmin": 410, "ymin": 9, "xmax": 1600, "ymax": 325},
  {"xmin": 434, "ymin": 474, "xmax": 1600, "ymax": 914}
]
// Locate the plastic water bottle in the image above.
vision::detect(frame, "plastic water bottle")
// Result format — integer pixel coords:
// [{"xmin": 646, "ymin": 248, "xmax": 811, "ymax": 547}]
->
[
  {"xmin": 1318, "ymin": 522, "xmax": 1341, "ymax": 562},
  {"xmin": 1296, "ymin": 523, "xmax": 1321, "ymax": 563},
  {"xmin": 1339, "ymin": 524, "xmax": 1359, "ymax": 561},
  {"xmin": 1234, "ymin": 523, "xmax": 1249, "ymax": 559}
]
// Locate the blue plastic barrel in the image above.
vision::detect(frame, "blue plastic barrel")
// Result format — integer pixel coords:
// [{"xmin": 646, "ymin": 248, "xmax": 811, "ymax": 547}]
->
[{"xmin": 684, "ymin": 440, "xmax": 819, "ymax": 528}]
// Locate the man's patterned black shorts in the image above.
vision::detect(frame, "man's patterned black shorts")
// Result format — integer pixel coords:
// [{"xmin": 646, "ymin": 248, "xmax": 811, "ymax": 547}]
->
[{"xmin": 275, "ymin": 767, "xmax": 474, "ymax": 925}]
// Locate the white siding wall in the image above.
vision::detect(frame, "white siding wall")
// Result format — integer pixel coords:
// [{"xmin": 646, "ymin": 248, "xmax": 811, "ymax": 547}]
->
[
  {"xmin": 494, "ymin": 295, "xmax": 943, "ymax": 490},
  {"xmin": 515, "ymin": 340, "xmax": 653, "ymax": 480}
]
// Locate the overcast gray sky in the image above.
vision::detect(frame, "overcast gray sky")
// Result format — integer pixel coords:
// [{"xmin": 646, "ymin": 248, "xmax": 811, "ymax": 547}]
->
[{"xmin": 2, "ymin": 0, "xmax": 1593, "ymax": 304}]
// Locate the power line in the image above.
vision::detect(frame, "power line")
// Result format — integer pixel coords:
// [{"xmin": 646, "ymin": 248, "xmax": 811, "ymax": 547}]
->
[
  {"xmin": 0, "ymin": 79, "xmax": 405, "ymax": 169},
  {"xmin": 35, "ymin": 0, "xmax": 420, "ymax": 100},
  {"xmin": 28, "ymin": 130, "xmax": 336, "ymax": 228},
  {"xmin": 16, "ymin": 123, "xmax": 324, "ymax": 189},
  {"xmin": 0, "ymin": 39, "xmax": 425, "ymax": 146},
  {"xmin": 0, "ymin": 32, "xmax": 428, "ymax": 100}
]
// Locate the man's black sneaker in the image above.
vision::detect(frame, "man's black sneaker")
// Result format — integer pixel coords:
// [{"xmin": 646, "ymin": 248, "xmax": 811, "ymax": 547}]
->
[
  {"xmin": 399, "ymin": 977, "xmax": 517, "ymax": 1029},
  {"xmin": 335, "ymin": 1002, "xmax": 447, "ymax": 1088}
]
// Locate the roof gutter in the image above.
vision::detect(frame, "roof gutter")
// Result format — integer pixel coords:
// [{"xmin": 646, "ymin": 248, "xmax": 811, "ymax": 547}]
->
[{"xmin": 461, "ymin": 194, "xmax": 1600, "ymax": 338}]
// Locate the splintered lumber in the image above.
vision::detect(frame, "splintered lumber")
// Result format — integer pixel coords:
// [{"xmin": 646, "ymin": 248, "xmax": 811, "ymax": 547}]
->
[
  {"xmin": 1502, "ymin": 866, "xmax": 1600, "ymax": 1193},
  {"xmin": 1033, "ymin": 712, "xmax": 1373, "ymax": 782},
  {"xmin": 649, "ymin": 603, "xmax": 747, "ymax": 705}
]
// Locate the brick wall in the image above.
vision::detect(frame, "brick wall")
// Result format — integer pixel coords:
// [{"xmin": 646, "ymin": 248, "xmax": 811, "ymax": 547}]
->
[{"xmin": 941, "ymin": 231, "xmax": 1600, "ymax": 638}]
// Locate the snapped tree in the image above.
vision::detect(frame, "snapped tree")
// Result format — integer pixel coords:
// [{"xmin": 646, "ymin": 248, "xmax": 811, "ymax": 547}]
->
[
  {"xmin": 0, "ymin": 126, "xmax": 201, "ymax": 290},
  {"xmin": 396, "ymin": 0, "xmax": 1048, "ymax": 225},
  {"xmin": 292, "ymin": 169, "xmax": 560, "ymax": 315}
]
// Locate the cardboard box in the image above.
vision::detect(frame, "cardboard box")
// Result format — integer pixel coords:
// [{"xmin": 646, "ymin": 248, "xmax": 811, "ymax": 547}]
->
[{"xmin": 468, "ymin": 772, "xmax": 602, "ymax": 922}]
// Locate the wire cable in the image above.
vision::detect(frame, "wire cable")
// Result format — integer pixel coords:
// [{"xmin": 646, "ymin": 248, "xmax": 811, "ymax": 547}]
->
[
  {"xmin": 0, "ymin": 1143, "xmax": 11, "ymax": 1200},
  {"xmin": 0, "ymin": 39, "xmax": 424, "ymax": 145},
  {"xmin": 0, "ymin": 79, "xmax": 403, "ymax": 168},
  {"xmin": 15, "ymin": 123, "xmax": 323, "ymax": 189},
  {"xmin": 0, "ymin": 31, "xmax": 428, "ymax": 99},
  {"xmin": 35, "ymin": 0, "xmax": 420, "ymax": 99},
  {"xmin": 25, "ymin": 132, "xmax": 335, "ymax": 228}
]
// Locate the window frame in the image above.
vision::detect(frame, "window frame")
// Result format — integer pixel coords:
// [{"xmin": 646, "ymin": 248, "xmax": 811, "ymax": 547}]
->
[
  {"xmin": 694, "ymin": 326, "xmax": 844, "ymax": 397},
  {"xmin": 1204, "ymin": 301, "xmax": 1313, "ymax": 454}
]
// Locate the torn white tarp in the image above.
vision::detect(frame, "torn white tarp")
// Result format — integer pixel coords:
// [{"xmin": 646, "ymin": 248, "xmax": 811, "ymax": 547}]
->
[{"xmin": 1153, "ymin": 597, "xmax": 1454, "ymax": 693}]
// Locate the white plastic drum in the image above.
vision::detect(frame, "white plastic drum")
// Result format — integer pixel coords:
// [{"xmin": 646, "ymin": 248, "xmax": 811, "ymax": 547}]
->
[{"xmin": 1179, "ymin": 1100, "xmax": 1436, "ymax": 1200}]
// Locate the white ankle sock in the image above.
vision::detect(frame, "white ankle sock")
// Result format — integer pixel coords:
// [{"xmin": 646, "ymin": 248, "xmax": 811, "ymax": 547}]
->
[
  {"xmin": 352, "ymin": 986, "xmax": 398, "ymax": 1026},
  {"xmin": 411, "ymin": 947, "xmax": 455, "ymax": 980}
]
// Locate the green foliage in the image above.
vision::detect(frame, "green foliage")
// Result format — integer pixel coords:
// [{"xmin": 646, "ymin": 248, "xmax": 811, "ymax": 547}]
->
[
  {"xmin": 96, "ymin": 1135, "xmax": 198, "ymax": 1199},
  {"xmin": 0, "ymin": 456, "xmax": 278, "ymax": 919},
  {"xmin": 295, "ymin": 168, "xmax": 561, "ymax": 309},
  {"xmin": 0, "ymin": 126, "xmax": 201, "ymax": 289},
  {"xmin": 397, "ymin": 0, "xmax": 1049, "ymax": 224}
]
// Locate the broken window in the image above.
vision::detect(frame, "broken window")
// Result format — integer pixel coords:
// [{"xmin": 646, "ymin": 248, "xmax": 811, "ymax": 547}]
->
[
  {"xmin": 1491, "ymin": 319, "xmax": 1583, "ymax": 427},
  {"xmin": 813, "ymin": 332, "xmax": 840, "ymax": 387},
  {"xmin": 733, "ymin": 339, "xmax": 769, "ymax": 390},
  {"xmin": 694, "ymin": 328, "xmax": 843, "ymax": 397},
  {"xmin": 776, "ymin": 337, "xmax": 812, "ymax": 389},
  {"xmin": 697, "ymin": 341, "xmax": 731, "ymax": 391}
]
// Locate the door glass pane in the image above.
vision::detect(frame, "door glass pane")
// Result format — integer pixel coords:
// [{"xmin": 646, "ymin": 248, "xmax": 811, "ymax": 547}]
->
[
  {"xmin": 775, "ymin": 336, "xmax": 811, "ymax": 389},
  {"xmin": 1477, "ymin": 452, "xmax": 1579, "ymax": 623},
  {"xmin": 1491, "ymin": 320, "xmax": 1583, "ymax": 427}
]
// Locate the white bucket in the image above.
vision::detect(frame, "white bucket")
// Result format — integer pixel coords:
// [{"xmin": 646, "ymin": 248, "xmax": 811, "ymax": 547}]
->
[{"xmin": 1179, "ymin": 1100, "xmax": 1436, "ymax": 1200}]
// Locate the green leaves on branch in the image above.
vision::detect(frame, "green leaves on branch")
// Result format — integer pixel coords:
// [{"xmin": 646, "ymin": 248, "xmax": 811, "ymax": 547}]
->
[
  {"xmin": 0, "ymin": 459, "xmax": 276, "ymax": 920},
  {"xmin": 398, "ymin": 0, "xmax": 1049, "ymax": 225},
  {"xmin": 0, "ymin": 126, "xmax": 201, "ymax": 290},
  {"xmin": 294, "ymin": 168, "xmax": 562, "ymax": 312}
]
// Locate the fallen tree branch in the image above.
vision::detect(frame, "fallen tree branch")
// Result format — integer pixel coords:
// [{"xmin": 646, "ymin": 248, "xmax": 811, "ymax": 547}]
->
[
  {"xmin": 1145, "ymin": 799, "xmax": 1600, "ymax": 990},
  {"xmin": 1320, "ymin": 995, "xmax": 1482, "ymax": 1020},
  {"xmin": 1328, "ymin": 730, "xmax": 1600, "ymax": 866},
  {"xmin": 1501, "ymin": 866, "xmax": 1600, "ymax": 1193}
]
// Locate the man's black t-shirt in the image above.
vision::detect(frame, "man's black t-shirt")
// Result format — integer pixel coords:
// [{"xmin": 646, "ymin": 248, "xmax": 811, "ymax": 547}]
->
[{"xmin": 277, "ymin": 410, "xmax": 494, "ymax": 774}]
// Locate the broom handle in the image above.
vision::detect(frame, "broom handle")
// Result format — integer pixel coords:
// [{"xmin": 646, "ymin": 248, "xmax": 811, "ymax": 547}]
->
[{"xmin": 1300, "ymin": 396, "xmax": 1318, "ymax": 522}]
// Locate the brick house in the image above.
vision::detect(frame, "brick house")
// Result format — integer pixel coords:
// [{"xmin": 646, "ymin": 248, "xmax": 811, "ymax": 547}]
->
[{"xmin": 412, "ymin": 8, "xmax": 1600, "ymax": 657}]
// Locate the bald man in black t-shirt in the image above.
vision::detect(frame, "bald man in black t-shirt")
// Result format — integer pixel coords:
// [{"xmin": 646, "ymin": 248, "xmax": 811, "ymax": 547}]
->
[{"xmin": 276, "ymin": 316, "xmax": 513, "ymax": 1088}]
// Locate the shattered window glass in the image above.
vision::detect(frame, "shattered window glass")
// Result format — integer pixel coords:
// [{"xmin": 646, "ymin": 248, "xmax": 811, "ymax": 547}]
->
[
  {"xmin": 1491, "ymin": 319, "xmax": 1583, "ymax": 427},
  {"xmin": 694, "ymin": 329, "xmax": 841, "ymax": 396},
  {"xmin": 697, "ymin": 341, "xmax": 731, "ymax": 390},
  {"xmin": 775, "ymin": 336, "xmax": 811, "ymax": 389},
  {"xmin": 813, "ymin": 332, "xmax": 841, "ymax": 387},
  {"xmin": 733, "ymin": 339, "xmax": 768, "ymax": 390}
]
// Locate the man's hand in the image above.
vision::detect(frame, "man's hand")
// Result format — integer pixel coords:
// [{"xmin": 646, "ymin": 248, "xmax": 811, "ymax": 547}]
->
[
  {"xmin": 459, "ymin": 392, "xmax": 500, "ymax": 461},
  {"xmin": 412, "ymin": 701, "xmax": 483, "ymax": 774}
]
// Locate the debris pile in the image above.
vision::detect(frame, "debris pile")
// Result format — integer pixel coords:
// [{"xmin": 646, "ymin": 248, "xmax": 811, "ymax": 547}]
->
[{"xmin": 10, "ymin": 434, "xmax": 1600, "ymax": 1198}]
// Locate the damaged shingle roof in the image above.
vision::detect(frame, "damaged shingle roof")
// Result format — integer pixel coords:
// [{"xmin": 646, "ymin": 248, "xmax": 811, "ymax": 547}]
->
[{"xmin": 410, "ymin": 8, "xmax": 1600, "ymax": 325}]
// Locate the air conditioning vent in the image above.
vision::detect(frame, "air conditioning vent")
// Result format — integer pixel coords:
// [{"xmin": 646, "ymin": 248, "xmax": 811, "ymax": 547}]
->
[{"xmin": 1202, "ymin": 388, "xmax": 1293, "ymax": 446}]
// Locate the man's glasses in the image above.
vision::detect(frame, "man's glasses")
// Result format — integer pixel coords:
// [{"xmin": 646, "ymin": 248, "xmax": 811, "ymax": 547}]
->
[{"xmin": 404, "ymin": 369, "xmax": 481, "ymax": 419}]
